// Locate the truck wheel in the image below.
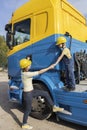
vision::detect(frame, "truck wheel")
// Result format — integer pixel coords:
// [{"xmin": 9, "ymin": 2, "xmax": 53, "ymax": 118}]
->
[{"xmin": 30, "ymin": 83, "xmax": 52, "ymax": 120}]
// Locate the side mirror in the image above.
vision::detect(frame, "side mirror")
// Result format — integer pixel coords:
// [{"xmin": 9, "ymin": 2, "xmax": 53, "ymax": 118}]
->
[
  {"xmin": 5, "ymin": 24, "xmax": 12, "ymax": 32},
  {"xmin": 6, "ymin": 32, "xmax": 13, "ymax": 50}
]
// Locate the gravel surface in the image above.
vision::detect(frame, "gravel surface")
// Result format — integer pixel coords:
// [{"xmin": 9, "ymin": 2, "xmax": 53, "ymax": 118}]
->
[{"xmin": 0, "ymin": 71, "xmax": 87, "ymax": 130}]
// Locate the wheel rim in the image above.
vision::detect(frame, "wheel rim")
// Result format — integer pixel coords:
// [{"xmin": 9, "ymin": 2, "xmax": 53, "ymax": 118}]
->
[
  {"xmin": 31, "ymin": 95, "xmax": 52, "ymax": 119},
  {"xmin": 30, "ymin": 83, "xmax": 52, "ymax": 119}
]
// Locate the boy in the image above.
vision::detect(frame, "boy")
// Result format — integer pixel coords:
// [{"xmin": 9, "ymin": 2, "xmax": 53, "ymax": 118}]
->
[{"xmin": 54, "ymin": 36, "xmax": 75, "ymax": 91}]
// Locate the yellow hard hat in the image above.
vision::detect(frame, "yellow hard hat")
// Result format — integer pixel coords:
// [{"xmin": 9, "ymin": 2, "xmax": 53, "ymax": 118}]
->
[
  {"xmin": 56, "ymin": 36, "xmax": 66, "ymax": 45},
  {"xmin": 19, "ymin": 59, "xmax": 32, "ymax": 69}
]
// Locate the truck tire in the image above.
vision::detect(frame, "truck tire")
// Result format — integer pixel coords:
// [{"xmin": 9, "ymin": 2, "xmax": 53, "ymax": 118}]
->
[{"xmin": 30, "ymin": 82, "xmax": 52, "ymax": 120}]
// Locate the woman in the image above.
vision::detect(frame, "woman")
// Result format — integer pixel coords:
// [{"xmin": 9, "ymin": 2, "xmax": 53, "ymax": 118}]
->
[{"xmin": 19, "ymin": 58, "xmax": 64, "ymax": 129}]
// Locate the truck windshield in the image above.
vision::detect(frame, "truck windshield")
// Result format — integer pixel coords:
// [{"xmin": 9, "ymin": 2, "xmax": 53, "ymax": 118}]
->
[{"xmin": 13, "ymin": 18, "xmax": 31, "ymax": 46}]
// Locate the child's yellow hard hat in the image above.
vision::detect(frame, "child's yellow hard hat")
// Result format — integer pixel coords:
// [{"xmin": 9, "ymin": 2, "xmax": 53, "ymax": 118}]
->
[{"xmin": 56, "ymin": 36, "xmax": 66, "ymax": 45}]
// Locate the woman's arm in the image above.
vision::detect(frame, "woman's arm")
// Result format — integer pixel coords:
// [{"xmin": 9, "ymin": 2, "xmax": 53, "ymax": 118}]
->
[
  {"xmin": 23, "ymin": 65, "xmax": 54, "ymax": 77},
  {"xmin": 38, "ymin": 65, "xmax": 54, "ymax": 74}
]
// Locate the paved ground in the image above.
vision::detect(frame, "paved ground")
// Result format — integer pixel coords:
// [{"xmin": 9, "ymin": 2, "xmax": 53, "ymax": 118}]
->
[{"xmin": 0, "ymin": 71, "xmax": 87, "ymax": 130}]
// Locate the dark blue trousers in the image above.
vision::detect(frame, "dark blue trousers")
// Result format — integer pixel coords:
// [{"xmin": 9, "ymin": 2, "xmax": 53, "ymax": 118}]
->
[
  {"xmin": 22, "ymin": 91, "xmax": 33, "ymax": 124},
  {"xmin": 22, "ymin": 90, "xmax": 53, "ymax": 124},
  {"xmin": 63, "ymin": 56, "xmax": 76, "ymax": 89}
]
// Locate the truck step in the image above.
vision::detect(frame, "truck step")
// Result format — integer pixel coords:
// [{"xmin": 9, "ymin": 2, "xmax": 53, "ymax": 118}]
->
[
  {"xmin": 9, "ymin": 98, "xmax": 20, "ymax": 103},
  {"xmin": 59, "ymin": 110, "xmax": 72, "ymax": 115}
]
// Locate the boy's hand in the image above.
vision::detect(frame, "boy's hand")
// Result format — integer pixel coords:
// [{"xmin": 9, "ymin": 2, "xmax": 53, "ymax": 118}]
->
[{"xmin": 52, "ymin": 63, "xmax": 57, "ymax": 67}]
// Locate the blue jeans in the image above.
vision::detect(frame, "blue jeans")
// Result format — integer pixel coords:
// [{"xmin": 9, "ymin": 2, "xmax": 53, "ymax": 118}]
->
[
  {"xmin": 22, "ymin": 91, "xmax": 33, "ymax": 124},
  {"xmin": 22, "ymin": 90, "xmax": 54, "ymax": 124}
]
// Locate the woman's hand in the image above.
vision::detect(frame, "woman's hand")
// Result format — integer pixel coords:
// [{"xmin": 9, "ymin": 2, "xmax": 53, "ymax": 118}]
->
[{"xmin": 49, "ymin": 64, "xmax": 55, "ymax": 69}]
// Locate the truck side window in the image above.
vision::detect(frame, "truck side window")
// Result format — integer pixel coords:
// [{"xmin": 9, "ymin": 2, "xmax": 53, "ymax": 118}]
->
[{"xmin": 13, "ymin": 19, "xmax": 31, "ymax": 46}]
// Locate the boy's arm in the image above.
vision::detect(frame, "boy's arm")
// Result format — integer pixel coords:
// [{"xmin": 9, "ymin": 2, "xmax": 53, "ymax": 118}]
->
[{"xmin": 54, "ymin": 53, "xmax": 64, "ymax": 66}]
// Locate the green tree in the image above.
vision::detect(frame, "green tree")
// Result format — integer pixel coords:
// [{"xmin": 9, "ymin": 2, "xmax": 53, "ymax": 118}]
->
[{"xmin": 0, "ymin": 35, "xmax": 8, "ymax": 68}]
